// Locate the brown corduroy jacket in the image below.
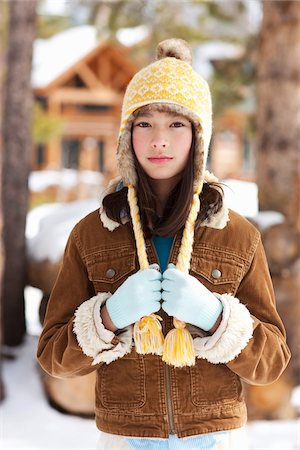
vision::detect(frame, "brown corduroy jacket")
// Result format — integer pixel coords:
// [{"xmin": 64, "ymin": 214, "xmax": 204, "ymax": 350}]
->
[{"xmin": 37, "ymin": 193, "xmax": 290, "ymax": 438}]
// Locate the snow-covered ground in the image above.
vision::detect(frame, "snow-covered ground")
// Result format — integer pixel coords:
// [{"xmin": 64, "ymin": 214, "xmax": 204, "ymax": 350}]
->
[
  {"xmin": 2, "ymin": 286, "xmax": 300, "ymax": 450},
  {"xmin": 1, "ymin": 328, "xmax": 300, "ymax": 450},
  {"xmin": 1, "ymin": 335, "xmax": 98, "ymax": 450}
]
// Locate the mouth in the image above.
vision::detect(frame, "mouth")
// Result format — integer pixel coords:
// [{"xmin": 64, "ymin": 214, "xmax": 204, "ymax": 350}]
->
[{"xmin": 148, "ymin": 156, "xmax": 173, "ymax": 164}]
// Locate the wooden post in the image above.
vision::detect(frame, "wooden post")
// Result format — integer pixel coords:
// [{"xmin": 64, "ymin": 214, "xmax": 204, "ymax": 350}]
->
[{"xmin": 47, "ymin": 95, "xmax": 61, "ymax": 168}]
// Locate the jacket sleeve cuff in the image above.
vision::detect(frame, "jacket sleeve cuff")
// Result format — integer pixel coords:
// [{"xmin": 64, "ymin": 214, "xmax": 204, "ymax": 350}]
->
[
  {"xmin": 193, "ymin": 293, "xmax": 254, "ymax": 364},
  {"xmin": 73, "ymin": 292, "xmax": 133, "ymax": 365}
]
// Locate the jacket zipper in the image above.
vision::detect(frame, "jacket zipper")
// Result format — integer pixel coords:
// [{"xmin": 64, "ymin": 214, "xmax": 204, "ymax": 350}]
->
[
  {"xmin": 164, "ymin": 348, "xmax": 176, "ymax": 434},
  {"xmin": 150, "ymin": 237, "xmax": 177, "ymax": 435}
]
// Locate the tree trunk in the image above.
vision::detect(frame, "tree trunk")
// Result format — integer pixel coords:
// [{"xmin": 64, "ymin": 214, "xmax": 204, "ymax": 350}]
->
[
  {"xmin": 0, "ymin": 0, "xmax": 8, "ymax": 402},
  {"xmin": 247, "ymin": 0, "xmax": 300, "ymax": 420},
  {"xmin": 261, "ymin": 223, "xmax": 300, "ymax": 275},
  {"xmin": 256, "ymin": 0, "xmax": 300, "ymax": 376},
  {"xmin": 256, "ymin": 0, "xmax": 300, "ymax": 229},
  {"xmin": 1, "ymin": 0, "xmax": 37, "ymax": 346}
]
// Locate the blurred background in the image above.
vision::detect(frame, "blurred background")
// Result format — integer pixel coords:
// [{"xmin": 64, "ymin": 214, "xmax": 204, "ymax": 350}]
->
[{"xmin": 0, "ymin": 0, "xmax": 299, "ymax": 449}]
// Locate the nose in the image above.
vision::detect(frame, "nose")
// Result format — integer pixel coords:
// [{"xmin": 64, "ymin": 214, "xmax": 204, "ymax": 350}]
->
[
  {"xmin": 152, "ymin": 142, "xmax": 167, "ymax": 149},
  {"xmin": 151, "ymin": 135, "xmax": 169, "ymax": 151}
]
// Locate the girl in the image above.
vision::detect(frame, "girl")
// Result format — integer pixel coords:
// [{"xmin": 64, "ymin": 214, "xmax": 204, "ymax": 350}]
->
[{"xmin": 37, "ymin": 39, "xmax": 290, "ymax": 450}]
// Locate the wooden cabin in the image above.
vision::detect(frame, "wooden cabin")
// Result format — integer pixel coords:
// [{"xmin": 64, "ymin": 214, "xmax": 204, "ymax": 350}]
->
[
  {"xmin": 33, "ymin": 39, "xmax": 137, "ymax": 180},
  {"xmin": 32, "ymin": 32, "xmax": 254, "ymax": 184}
]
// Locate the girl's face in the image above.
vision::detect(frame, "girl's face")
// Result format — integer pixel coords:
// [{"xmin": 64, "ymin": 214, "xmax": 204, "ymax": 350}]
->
[{"xmin": 132, "ymin": 110, "xmax": 192, "ymax": 183}]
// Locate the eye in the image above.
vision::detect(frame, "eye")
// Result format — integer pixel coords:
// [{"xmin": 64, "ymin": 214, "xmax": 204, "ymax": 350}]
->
[
  {"xmin": 170, "ymin": 121, "xmax": 186, "ymax": 128},
  {"xmin": 134, "ymin": 121, "xmax": 151, "ymax": 128}
]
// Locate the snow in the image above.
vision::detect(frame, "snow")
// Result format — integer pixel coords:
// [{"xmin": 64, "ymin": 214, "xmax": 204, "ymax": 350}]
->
[
  {"xmin": 26, "ymin": 169, "xmax": 104, "ymax": 262},
  {"xmin": 32, "ymin": 26, "xmax": 98, "ymax": 88},
  {"xmin": 26, "ymin": 197, "xmax": 100, "ymax": 262},
  {"xmin": 194, "ymin": 40, "xmax": 244, "ymax": 78},
  {"xmin": 251, "ymin": 210, "xmax": 285, "ymax": 230},
  {"xmin": 29, "ymin": 170, "xmax": 103, "ymax": 193},
  {"xmin": 221, "ymin": 178, "xmax": 285, "ymax": 228},
  {"xmin": 222, "ymin": 179, "xmax": 258, "ymax": 218},
  {"xmin": 24, "ymin": 287, "xmax": 43, "ymax": 337},
  {"xmin": 1, "ymin": 335, "xmax": 99, "ymax": 450},
  {"xmin": 26, "ymin": 203, "xmax": 61, "ymax": 239},
  {"xmin": 38, "ymin": 0, "xmax": 70, "ymax": 17},
  {"xmin": 32, "ymin": 23, "xmax": 149, "ymax": 89},
  {"xmin": 1, "ymin": 330, "xmax": 300, "ymax": 450},
  {"xmin": 116, "ymin": 25, "xmax": 150, "ymax": 47}
]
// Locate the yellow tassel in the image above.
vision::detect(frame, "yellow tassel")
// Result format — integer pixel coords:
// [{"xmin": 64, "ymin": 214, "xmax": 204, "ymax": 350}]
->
[
  {"xmin": 127, "ymin": 183, "xmax": 201, "ymax": 366},
  {"xmin": 134, "ymin": 314, "xmax": 164, "ymax": 356},
  {"xmin": 162, "ymin": 318, "xmax": 195, "ymax": 368},
  {"xmin": 162, "ymin": 186, "xmax": 202, "ymax": 367},
  {"xmin": 127, "ymin": 185, "xmax": 164, "ymax": 357}
]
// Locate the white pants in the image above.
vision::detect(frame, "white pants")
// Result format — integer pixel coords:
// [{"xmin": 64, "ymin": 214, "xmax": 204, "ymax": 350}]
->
[{"xmin": 97, "ymin": 427, "xmax": 249, "ymax": 450}]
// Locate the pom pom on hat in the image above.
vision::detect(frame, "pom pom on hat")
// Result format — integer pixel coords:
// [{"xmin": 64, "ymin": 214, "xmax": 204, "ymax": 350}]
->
[{"xmin": 156, "ymin": 38, "xmax": 193, "ymax": 65}]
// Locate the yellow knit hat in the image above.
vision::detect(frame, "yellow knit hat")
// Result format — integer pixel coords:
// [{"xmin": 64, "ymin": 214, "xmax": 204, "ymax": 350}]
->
[
  {"xmin": 117, "ymin": 38, "xmax": 212, "ymax": 190},
  {"xmin": 116, "ymin": 39, "xmax": 213, "ymax": 367}
]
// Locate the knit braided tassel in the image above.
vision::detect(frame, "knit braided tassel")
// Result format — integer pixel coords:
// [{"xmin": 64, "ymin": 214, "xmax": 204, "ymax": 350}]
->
[
  {"xmin": 162, "ymin": 186, "xmax": 202, "ymax": 367},
  {"xmin": 127, "ymin": 185, "xmax": 164, "ymax": 356}
]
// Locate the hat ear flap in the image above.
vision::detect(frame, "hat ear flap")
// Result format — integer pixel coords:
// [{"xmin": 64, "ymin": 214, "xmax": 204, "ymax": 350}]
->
[
  {"xmin": 117, "ymin": 117, "xmax": 137, "ymax": 187},
  {"xmin": 193, "ymin": 128, "xmax": 206, "ymax": 191}
]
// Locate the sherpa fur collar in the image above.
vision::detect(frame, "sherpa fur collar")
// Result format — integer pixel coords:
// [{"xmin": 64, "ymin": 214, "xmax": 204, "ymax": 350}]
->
[{"xmin": 99, "ymin": 174, "xmax": 229, "ymax": 232}]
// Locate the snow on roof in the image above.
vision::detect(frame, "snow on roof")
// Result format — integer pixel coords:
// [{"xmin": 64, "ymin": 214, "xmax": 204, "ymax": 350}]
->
[
  {"xmin": 32, "ymin": 22, "xmax": 244, "ymax": 89},
  {"xmin": 32, "ymin": 25, "xmax": 98, "ymax": 88},
  {"xmin": 32, "ymin": 24, "xmax": 150, "ymax": 89},
  {"xmin": 194, "ymin": 41, "xmax": 244, "ymax": 79},
  {"xmin": 116, "ymin": 24, "xmax": 150, "ymax": 47}
]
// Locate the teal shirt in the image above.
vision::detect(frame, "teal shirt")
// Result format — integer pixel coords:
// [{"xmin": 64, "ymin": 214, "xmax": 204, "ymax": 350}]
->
[{"xmin": 152, "ymin": 235, "xmax": 174, "ymax": 272}]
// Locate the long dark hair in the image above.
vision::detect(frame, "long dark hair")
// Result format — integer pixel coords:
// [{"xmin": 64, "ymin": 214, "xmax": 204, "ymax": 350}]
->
[{"xmin": 103, "ymin": 130, "xmax": 223, "ymax": 238}]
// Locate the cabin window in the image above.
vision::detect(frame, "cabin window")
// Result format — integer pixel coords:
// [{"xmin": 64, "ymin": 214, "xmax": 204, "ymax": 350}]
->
[
  {"xmin": 77, "ymin": 104, "xmax": 112, "ymax": 112},
  {"xmin": 73, "ymin": 75, "xmax": 85, "ymax": 88},
  {"xmin": 243, "ymin": 131, "xmax": 255, "ymax": 173},
  {"xmin": 98, "ymin": 141, "xmax": 105, "ymax": 172},
  {"xmin": 62, "ymin": 139, "xmax": 80, "ymax": 169},
  {"xmin": 36, "ymin": 143, "xmax": 46, "ymax": 167}
]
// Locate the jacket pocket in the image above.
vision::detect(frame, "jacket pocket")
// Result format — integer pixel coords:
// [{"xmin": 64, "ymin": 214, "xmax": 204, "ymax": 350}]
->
[
  {"xmin": 190, "ymin": 248, "xmax": 245, "ymax": 296},
  {"xmin": 96, "ymin": 352, "xmax": 146, "ymax": 410},
  {"xmin": 85, "ymin": 245, "xmax": 136, "ymax": 292},
  {"xmin": 190, "ymin": 359, "xmax": 239, "ymax": 407}
]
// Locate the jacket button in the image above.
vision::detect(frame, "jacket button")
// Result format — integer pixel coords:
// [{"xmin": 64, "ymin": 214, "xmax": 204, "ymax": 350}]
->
[
  {"xmin": 211, "ymin": 269, "xmax": 221, "ymax": 279},
  {"xmin": 106, "ymin": 268, "xmax": 116, "ymax": 279}
]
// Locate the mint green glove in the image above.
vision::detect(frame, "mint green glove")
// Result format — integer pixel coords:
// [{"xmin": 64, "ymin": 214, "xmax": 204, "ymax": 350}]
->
[
  {"xmin": 162, "ymin": 265, "xmax": 223, "ymax": 331},
  {"xmin": 106, "ymin": 265, "xmax": 162, "ymax": 329}
]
